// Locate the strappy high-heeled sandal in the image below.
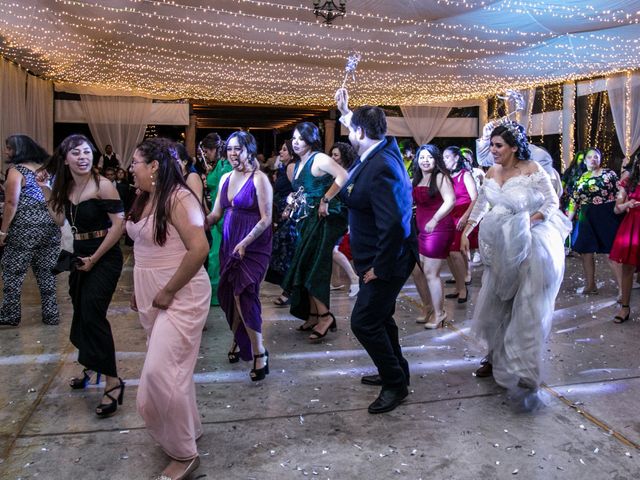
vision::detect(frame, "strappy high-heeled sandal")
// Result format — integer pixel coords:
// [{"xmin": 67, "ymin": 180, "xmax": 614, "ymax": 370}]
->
[
  {"xmin": 227, "ymin": 341, "xmax": 240, "ymax": 363},
  {"xmin": 95, "ymin": 378, "xmax": 125, "ymax": 418},
  {"xmin": 250, "ymin": 350, "xmax": 269, "ymax": 381},
  {"xmin": 297, "ymin": 313, "xmax": 319, "ymax": 331},
  {"xmin": 614, "ymin": 304, "xmax": 630, "ymax": 324},
  {"xmin": 308, "ymin": 312, "xmax": 337, "ymax": 341},
  {"xmin": 69, "ymin": 369, "xmax": 101, "ymax": 389}
]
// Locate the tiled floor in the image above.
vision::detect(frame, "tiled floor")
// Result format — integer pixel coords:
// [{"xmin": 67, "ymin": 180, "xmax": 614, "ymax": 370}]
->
[{"xmin": 0, "ymin": 249, "xmax": 639, "ymax": 479}]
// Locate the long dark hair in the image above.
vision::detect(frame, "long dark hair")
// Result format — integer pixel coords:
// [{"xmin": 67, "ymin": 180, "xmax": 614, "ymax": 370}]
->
[
  {"xmin": 626, "ymin": 153, "xmax": 640, "ymax": 193},
  {"xmin": 5, "ymin": 135, "xmax": 50, "ymax": 165},
  {"xmin": 443, "ymin": 146, "xmax": 467, "ymax": 174},
  {"xmin": 413, "ymin": 144, "xmax": 451, "ymax": 197},
  {"xmin": 128, "ymin": 138, "xmax": 201, "ymax": 246},
  {"xmin": 294, "ymin": 122, "xmax": 323, "ymax": 152},
  {"xmin": 48, "ymin": 134, "xmax": 100, "ymax": 214},
  {"xmin": 330, "ymin": 141, "xmax": 357, "ymax": 170},
  {"xmin": 282, "ymin": 139, "xmax": 299, "ymax": 165},
  {"xmin": 562, "ymin": 150, "xmax": 586, "ymax": 181}
]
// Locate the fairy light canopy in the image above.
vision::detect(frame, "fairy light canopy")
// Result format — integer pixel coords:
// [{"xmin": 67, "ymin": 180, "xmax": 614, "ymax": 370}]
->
[{"xmin": 0, "ymin": 0, "xmax": 639, "ymax": 106}]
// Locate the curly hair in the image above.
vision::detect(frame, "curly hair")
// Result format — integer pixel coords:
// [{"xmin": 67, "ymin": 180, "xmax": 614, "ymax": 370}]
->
[{"xmin": 330, "ymin": 141, "xmax": 357, "ymax": 170}]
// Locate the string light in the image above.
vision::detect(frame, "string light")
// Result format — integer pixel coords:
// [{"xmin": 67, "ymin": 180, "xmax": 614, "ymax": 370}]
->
[
  {"xmin": 624, "ymin": 70, "xmax": 632, "ymax": 159},
  {"xmin": 0, "ymin": 1, "xmax": 638, "ymax": 105}
]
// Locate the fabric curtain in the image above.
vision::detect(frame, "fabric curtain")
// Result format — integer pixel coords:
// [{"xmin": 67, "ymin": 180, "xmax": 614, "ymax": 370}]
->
[
  {"xmin": 0, "ymin": 57, "xmax": 27, "ymax": 171},
  {"xmin": 26, "ymin": 74, "xmax": 54, "ymax": 152},
  {"xmin": 514, "ymin": 87, "xmax": 536, "ymax": 134},
  {"xmin": 607, "ymin": 71, "xmax": 640, "ymax": 161},
  {"xmin": 80, "ymin": 95, "xmax": 152, "ymax": 168},
  {"xmin": 400, "ymin": 106, "xmax": 451, "ymax": 145}
]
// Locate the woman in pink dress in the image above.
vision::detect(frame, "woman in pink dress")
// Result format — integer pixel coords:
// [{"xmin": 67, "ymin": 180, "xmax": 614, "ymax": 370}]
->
[
  {"xmin": 609, "ymin": 155, "xmax": 640, "ymax": 324},
  {"xmin": 443, "ymin": 146, "xmax": 478, "ymax": 303},
  {"xmin": 412, "ymin": 144, "xmax": 456, "ymax": 329},
  {"xmin": 126, "ymin": 138, "xmax": 211, "ymax": 480}
]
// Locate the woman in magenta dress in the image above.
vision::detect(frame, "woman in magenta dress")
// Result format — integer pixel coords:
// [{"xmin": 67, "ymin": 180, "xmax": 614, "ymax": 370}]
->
[
  {"xmin": 609, "ymin": 155, "xmax": 640, "ymax": 323},
  {"xmin": 442, "ymin": 146, "xmax": 478, "ymax": 303},
  {"xmin": 127, "ymin": 138, "xmax": 211, "ymax": 480},
  {"xmin": 207, "ymin": 131, "xmax": 273, "ymax": 381},
  {"xmin": 412, "ymin": 144, "xmax": 456, "ymax": 329}
]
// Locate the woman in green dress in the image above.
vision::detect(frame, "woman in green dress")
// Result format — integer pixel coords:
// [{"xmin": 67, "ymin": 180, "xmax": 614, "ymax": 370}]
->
[
  {"xmin": 203, "ymin": 133, "xmax": 232, "ymax": 306},
  {"xmin": 282, "ymin": 122, "xmax": 348, "ymax": 341}
]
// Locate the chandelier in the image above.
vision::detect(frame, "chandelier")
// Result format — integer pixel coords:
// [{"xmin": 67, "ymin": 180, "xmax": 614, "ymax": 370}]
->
[{"xmin": 313, "ymin": 0, "xmax": 346, "ymax": 25}]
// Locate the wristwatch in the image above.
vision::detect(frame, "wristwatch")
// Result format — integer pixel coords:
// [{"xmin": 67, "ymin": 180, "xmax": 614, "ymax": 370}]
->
[{"xmin": 321, "ymin": 196, "xmax": 330, "ymax": 204}]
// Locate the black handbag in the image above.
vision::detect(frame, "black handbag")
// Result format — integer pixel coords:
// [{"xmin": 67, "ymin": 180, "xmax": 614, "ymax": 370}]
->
[{"xmin": 52, "ymin": 249, "xmax": 81, "ymax": 275}]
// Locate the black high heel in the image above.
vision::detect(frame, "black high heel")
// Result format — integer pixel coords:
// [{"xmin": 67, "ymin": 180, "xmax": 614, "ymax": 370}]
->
[
  {"xmin": 250, "ymin": 350, "xmax": 269, "ymax": 381},
  {"xmin": 227, "ymin": 341, "xmax": 240, "ymax": 363},
  {"xmin": 69, "ymin": 369, "xmax": 101, "ymax": 390},
  {"xmin": 614, "ymin": 305, "xmax": 630, "ymax": 324},
  {"xmin": 308, "ymin": 312, "xmax": 337, "ymax": 341},
  {"xmin": 95, "ymin": 378, "xmax": 125, "ymax": 418},
  {"xmin": 457, "ymin": 287, "xmax": 468, "ymax": 304},
  {"xmin": 297, "ymin": 313, "xmax": 319, "ymax": 332}
]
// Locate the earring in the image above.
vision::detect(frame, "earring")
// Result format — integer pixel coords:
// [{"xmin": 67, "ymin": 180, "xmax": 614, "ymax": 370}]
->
[{"xmin": 150, "ymin": 174, "xmax": 156, "ymax": 186}]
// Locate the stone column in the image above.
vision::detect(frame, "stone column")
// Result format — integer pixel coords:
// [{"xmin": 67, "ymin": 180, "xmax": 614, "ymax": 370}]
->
[
  {"xmin": 185, "ymin": 113, "xmax": 197, "ymax": 157},
  {"xmin": 478, "ymin": 98, "xmax": 489, "ymax": 137},
  {"xmin": 324, "ymin": 118, "xmax": 336, "ymax": 153}
]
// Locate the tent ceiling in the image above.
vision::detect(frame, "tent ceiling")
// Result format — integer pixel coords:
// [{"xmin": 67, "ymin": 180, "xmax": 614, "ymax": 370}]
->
[{"xmin": 0, "ymin": 1, "xmax": 639, "ymax": 106}]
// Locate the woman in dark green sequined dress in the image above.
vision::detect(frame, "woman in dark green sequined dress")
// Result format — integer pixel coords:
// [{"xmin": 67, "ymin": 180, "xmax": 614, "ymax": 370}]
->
[{"xmin": 282, "ymin": 122, "xmax": 348, "ymax": 341}]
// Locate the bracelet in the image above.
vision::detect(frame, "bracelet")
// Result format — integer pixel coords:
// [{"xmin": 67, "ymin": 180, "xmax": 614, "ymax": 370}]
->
[
  {"xmin": 321, "ymin": 196, "xmax": 330, "ymax": 204},
  {"xmin": 0, "ymin": 230, "xmax": 7, "ymax": 236}
]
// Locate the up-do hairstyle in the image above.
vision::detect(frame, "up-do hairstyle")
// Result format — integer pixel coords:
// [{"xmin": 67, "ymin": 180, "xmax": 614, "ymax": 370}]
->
[
  {"xmin": 48, "ymin": 134, "xmax": 100, "ymax": 214},
  {"xmin": 5, "ymin": 134, "xmax": 50, "ymax": 165},
  {"xmin": 350, "ymin": 105, "xmax": 387, "ymax": 140},
  {"xmin": 413, "ymin": 144, "xmax": 451, "ymax": 197},
  {"xmin": 294, "ymin": 122, "xmax": 323, "ymax": 152},
  {"xmin": 200, "ymin": 132, "xmax": 223, "ymax": 156},
  {"xmin": 490, "ymin": 121, "xmax": 531, "ymax": 161},
  {"xmin": 330, "ymin": 141, "xmax": 358, "ymax": 170},
  {"xmin": 128, "ymin": 138, "xmax": 201, "ymax": 246},
  {"xmin": 226, "ymin": 131, "xmax": 259, "ymax": 167}
]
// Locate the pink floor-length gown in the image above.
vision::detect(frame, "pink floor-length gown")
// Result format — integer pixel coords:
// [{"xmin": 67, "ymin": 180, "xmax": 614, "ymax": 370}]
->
[{"xmin": 126, "ymin": 192, "xmax": 211, "ymax": 461}]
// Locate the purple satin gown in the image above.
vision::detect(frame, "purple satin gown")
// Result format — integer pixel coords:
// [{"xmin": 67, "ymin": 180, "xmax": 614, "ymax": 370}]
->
[{"xmin": 218, "ymin": 174, "xmax": 272, "ymax": 361}]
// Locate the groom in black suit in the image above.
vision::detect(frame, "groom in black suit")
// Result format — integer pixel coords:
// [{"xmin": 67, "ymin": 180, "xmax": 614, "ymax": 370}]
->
[{"xmin": 335, "ymin": 88, "xmax": 417, "ymax": 414}]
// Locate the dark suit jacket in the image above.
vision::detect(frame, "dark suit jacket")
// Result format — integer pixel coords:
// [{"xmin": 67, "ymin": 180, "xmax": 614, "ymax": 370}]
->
[{"xmin": 339, "ymin": 137, "xmax": 417, "ymax": 280}]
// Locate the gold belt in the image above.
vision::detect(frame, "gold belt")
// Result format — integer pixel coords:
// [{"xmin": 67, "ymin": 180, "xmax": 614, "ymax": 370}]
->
[{"xmin": 74, "ymin": 229, "xmax": 108, "ymax": 241}]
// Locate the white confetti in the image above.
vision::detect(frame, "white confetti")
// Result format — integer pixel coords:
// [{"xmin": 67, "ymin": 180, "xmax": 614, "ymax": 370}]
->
[
  {"xmin": 579, "ymin": 458, "xmax": 585, "ymax": 465},
  {"xmin": 512, "ymin": 469, "xmax": 519, "ymax": 475}
]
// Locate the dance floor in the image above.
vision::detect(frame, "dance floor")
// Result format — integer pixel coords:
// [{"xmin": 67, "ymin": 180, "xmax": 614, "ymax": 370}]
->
[{"xmin": 0, "ymin": 247, "xmax": 639, "ymax": 479}]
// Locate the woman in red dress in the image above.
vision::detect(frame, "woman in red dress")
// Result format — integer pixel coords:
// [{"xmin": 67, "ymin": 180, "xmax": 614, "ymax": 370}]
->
[{"xmin": 609, "ymin": 155, "xmax": 640, "ymax": 323}]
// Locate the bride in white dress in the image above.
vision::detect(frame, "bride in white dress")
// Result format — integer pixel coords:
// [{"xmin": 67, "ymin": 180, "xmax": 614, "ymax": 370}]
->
[{"xmin": 461, "ymin": 122, "xmax": 571, "ymax": 410}]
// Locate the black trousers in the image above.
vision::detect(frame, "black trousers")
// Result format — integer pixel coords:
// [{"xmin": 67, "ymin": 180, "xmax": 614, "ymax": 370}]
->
[{"xmin": 350, "ymin": 273, "xmax": 410, "ymax": 388}]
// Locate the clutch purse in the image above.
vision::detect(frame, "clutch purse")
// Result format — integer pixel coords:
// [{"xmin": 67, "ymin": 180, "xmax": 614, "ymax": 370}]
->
[{"xmin": 52, "ymin": 249, "xmax": 82, "ymax": 275}]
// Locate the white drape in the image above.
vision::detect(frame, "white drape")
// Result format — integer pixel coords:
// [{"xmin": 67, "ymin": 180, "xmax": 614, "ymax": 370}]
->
[
  {"xmin": 80, "ymin": 95, "xmax": 152, "ymax": 168},
  {"xmin": 400, "ymin": 106, "xmax": 452, "ymax": 145},
  {"xmin": 26, "ymin": 74, "xmax": 54, "ymax": 152},
  {"xmin": 607, "ymin": 71, "xmax": 640, "ymax": 161},
  {"xmin": 514, "ymin": 87, "xmax": 536, "ymax": 133},
  {"xmin": 0, "ymin": 57, "xmax": 27, "ymax": 171}
]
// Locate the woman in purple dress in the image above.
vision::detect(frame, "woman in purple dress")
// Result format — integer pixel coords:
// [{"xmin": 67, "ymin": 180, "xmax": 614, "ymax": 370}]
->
[
  {"xmin": 412, "ymin": 144, "xmax": 456, "ymax": 329},
  {"xmin": 206, "ymin": 131, "xmax": 273, "ymax": 381}
]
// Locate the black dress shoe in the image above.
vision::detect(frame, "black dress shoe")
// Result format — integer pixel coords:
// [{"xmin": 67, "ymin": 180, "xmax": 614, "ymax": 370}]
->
[
  {"xmin": 368, "ymin": 385, "xmax": 409, "ymax": 414},
  {"xmin": 474, "ymin": 362, "xmax": 493, "ymax": 378},
  {"xmin": 361, "ymin": 374, "xmax": 383, "ymax": 386},
  {"xmin": 361, "ymin": 374, "xmax": 410, "ymax": 387}
]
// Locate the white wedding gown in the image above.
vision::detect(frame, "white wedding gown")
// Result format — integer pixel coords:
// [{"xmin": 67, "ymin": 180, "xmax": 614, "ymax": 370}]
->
[{"xmin": 469, "ymin": 168, "xmax": 571, "ymax": 407}]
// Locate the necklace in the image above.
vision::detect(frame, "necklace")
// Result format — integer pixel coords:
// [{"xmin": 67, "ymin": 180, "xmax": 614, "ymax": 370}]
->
[{"xmin": 69, "ymin": 177, "xmax": 92, "ymax": 234}]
